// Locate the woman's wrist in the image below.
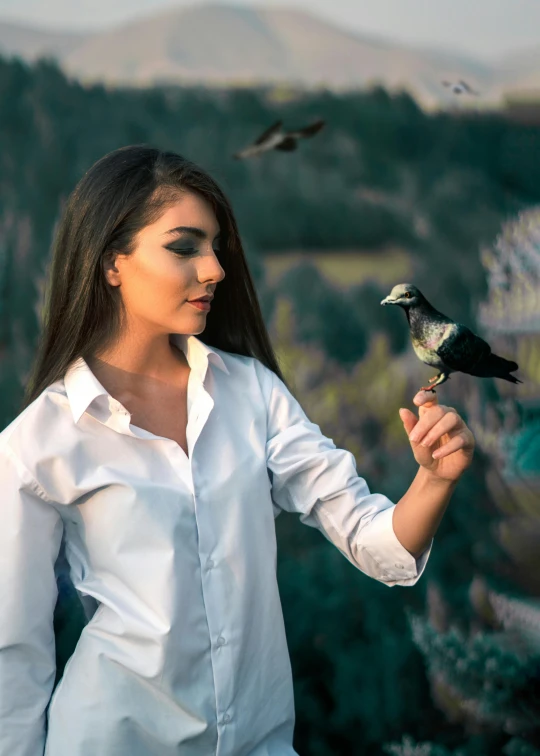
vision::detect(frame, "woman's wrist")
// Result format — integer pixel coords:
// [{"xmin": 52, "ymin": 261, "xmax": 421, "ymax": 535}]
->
[{"xmin": 417, "ymin": 464, "xmax": 459, "ymax": 489}]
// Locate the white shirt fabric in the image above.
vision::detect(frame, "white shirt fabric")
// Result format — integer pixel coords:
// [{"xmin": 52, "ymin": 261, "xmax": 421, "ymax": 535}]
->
[{"xmin": 0, "ymin": 333, "xmax": 433, "ymax": 756}]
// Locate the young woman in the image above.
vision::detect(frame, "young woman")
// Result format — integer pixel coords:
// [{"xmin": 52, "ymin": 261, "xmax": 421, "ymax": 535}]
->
[{"xmin": 0, "ymin": 145, "xmax": 475, "ymax": 755}]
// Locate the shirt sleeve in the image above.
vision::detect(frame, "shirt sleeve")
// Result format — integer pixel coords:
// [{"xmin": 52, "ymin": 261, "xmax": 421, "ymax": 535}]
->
[
  {"xmin": 0, "ymin": 443, "xmax": 64, "ymax": 755},
  {"xmin": 262, "ymin": 366, "xmax": 433, "ymax": 587}
]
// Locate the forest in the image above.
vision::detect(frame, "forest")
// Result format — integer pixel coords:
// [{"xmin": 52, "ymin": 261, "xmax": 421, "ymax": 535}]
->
[{"xmin": 1, "ymin": 54, "xmax": 540, "ymax": 755}]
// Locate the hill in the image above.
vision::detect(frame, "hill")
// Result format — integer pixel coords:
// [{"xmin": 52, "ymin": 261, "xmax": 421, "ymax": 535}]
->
[{"xmin": 0, "ymin": 3, "xmax": 522, "ymax": 108}]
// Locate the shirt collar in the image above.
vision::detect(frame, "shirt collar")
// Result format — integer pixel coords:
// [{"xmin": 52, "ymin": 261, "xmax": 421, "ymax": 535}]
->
[{"xmin": 63, "ymin": 333, "xmax": 229, "ymax": 425}]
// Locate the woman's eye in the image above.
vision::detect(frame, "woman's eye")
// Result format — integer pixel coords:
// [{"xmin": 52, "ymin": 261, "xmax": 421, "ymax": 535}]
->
[
  {"xmin": 167, "ymin": 247, "xmax": 198, "ymax": 256},
  {"xmin": 167, "ymin": 247, "xmax": 220, "ymax": 257}
]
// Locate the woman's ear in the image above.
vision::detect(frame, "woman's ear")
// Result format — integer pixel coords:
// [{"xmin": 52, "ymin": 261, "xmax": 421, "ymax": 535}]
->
[{"xmin": 102, "ymin": 249, "xmax": 121, "ymax": 287}]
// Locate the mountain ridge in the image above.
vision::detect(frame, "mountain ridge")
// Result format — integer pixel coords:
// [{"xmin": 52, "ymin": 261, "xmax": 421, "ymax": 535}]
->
[{"xmin": 0, "ymin": 3, "xmax": 536, "ymax": 106}]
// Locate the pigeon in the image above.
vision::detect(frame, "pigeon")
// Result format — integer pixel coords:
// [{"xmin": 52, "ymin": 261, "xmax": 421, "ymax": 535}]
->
[
  {"xmin": 380, "ymin": 283, "xmax": 522, "ymax": 392},
  {"xmin": 233, "ymin": 119, "xmax": 325, "ymax": 159},
  {"xmin": 441, "ymin": 79, "xmax": 479, "ymax": 96}
]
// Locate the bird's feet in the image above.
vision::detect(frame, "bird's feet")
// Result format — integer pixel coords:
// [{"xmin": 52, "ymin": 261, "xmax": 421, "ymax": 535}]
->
[
  {"xmin": 419, "ymin": 375, "xmax": 438, "ymax": 392},
  {"xmin": 420, "ymin": 372, "xmax": 450, "ymax": 392}
]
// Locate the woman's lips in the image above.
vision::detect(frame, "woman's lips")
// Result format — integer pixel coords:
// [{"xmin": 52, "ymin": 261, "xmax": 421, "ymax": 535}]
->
[{"xmin": 188, "ymin": 300, "xmax": 211, "ymax": 311}]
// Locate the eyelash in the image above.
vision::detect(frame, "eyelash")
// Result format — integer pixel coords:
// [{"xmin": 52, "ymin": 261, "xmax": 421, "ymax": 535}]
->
[
  {"xmin": 167, "ymin": 248, "xmax": 197, "ymax": 257},
  {"xmin": 166, "ymin": 247, "xmax": 220, "ymax": 257}
]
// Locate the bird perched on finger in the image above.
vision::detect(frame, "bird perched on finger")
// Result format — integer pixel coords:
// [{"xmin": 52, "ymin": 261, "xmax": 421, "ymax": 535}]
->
[
  {"xmin": 233, "ymin": 118, "xmax": 325, "ymax": 159},
  {"xmin": 381, "ymin": 283, "xmax": 522, "ymax": 392}
]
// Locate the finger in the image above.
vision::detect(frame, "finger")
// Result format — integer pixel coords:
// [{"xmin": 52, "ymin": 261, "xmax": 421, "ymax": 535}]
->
[
  {"xmin": 431, "ymin": 432, "xmax": 468, "ymax": 459},
  {"xmin": 408, "ymin": 405, "xmax": 447, "ymax": 443},
  {"xmin": 413, "ymin": 390, "xmax": 438, "ymax": 414},
  {"xmin": 399, "ymin": 407, "xmax": 419, "ymax": 435},
  {"xmin": 417, "ymin": 411, "xmax": 462, "ymax": 448}
]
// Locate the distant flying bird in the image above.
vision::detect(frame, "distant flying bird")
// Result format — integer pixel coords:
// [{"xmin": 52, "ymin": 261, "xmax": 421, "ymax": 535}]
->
[
  {"xmin": 233, "ymin": 119, "xmax": 325, "ymax": 159},
  {"xmin": 442, "ymin": 79, "xmax": 479, "ymax": 96},
  {"xmin": 380, "ymin": 283, "xmax": 522, "ymax": 392}
]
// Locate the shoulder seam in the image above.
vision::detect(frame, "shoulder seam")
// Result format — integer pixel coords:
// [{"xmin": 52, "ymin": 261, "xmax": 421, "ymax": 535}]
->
[{"xmin": 2, "ymin": 443, "xmax": 56, "ymax": 504}]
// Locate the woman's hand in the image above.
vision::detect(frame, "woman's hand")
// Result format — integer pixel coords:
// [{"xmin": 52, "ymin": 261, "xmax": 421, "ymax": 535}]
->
[{"xmin": 398, "ymin": 390, "xmax": 475, "ymax": 482}]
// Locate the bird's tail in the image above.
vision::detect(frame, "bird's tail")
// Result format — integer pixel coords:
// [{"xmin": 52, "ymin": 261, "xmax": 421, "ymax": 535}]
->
[{"xmin": 474, "ymin": 353, "xmax": 523, "ymax": 384}]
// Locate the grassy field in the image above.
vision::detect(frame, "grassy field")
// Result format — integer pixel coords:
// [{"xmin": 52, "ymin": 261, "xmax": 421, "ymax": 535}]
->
[{"xmin": 262, "ymin": 247, "xmax": 413, "ymax": 290}]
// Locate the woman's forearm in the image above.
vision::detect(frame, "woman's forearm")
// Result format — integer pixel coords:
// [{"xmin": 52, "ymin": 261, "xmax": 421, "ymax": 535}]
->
[{"xmin": 392, "ymin": 465, "xmax": 458, "ymax": 559}]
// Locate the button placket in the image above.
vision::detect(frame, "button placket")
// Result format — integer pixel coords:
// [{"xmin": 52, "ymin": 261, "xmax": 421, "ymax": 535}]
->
[{"xmin": 189, "ymin": 390, "xmax": 213, "ymax": 457}]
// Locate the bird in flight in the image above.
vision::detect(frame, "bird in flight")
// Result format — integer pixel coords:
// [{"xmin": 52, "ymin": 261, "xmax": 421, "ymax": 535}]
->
[
  {"xmin": 381, "ymin": 283, "xmax": 522, "ymax": 392},
  {"xmin": 233, "ymin": 119, "xmax": 325, "ymax": 159},
  {"xmin": 442, "ymin": 79, "xmax": 479, "ymax": 96}
]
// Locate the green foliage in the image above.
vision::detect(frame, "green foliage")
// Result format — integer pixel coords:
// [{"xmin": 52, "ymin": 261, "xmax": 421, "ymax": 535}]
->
[
  {"xmin": 502, "ymin": 416, "xmax": 540, "ymax": 478},
  {"xmin": 384, "ymin": 734, "xmax": 460, "ymax": 755},
  {"xmin": 409, "ymin": 614, "xmax": 540, "ymax": 733},
  {"xmin": 503, "ymin": 737, "xmax": 540, "ymax": 756},
  {"xmin": 383, "ymin": 733, "xmax": 540, "ymax": 756},
  {"xmin": 278, "ymin": 262, "xmax": 369, "ymax": 365}
]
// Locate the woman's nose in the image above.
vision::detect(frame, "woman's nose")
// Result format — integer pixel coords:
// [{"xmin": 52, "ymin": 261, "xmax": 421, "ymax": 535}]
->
[{"xmin": 201, "ymin": 247, "xmax": 225, "ymax": 283}]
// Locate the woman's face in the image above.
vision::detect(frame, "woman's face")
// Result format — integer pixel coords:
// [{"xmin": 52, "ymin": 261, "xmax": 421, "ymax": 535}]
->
[{"xmin": 105, "ymin": 190, "xmax": 226, "ymax": 338}]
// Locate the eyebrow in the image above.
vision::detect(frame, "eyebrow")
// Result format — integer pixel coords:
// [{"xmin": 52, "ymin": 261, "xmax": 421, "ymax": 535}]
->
[{"xmin": 162, "ymin": 226, "xmax": 221, "ymax": 240}]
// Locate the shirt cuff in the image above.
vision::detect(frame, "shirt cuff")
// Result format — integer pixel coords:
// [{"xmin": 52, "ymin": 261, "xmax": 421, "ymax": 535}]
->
[{"xmin": 360, "ymin": 505, "xmax": 433, "ymax": 587}]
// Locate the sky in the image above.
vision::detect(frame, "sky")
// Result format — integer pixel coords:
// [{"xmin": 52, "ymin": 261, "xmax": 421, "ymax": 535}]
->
[{"xmin": 0, "ymin": 0, "xmax": 538, "ymax": 61}]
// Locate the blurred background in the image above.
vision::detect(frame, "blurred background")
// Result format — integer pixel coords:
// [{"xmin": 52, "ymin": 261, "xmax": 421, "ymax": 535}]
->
[{"xmin": 1, "ymin": 1, "xmax": 540, "ymax": 754}]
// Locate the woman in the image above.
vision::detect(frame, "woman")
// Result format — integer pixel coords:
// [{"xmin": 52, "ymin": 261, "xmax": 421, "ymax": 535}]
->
[{"xmin": 0, "ymin": 145, "xmax": 475, "ymax": 755}]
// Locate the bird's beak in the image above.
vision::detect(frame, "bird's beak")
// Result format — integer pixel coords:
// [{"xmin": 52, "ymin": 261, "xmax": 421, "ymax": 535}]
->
[{"xmin": 380, "ymin": 296, "xmax": 397, "ymax": 306}]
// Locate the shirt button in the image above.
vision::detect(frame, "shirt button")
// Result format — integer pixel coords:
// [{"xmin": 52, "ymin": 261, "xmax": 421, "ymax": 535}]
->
[
  {"xmin": 222, "ymin": 713, "xmax": 231, "ymax": 724},
  {"xmin": 217, "ymin": 636, "xmax": 226, "ymax": 647},
  {"xmin": 206, "ymin": 559, "xmax": 214, "ymax": 569}
]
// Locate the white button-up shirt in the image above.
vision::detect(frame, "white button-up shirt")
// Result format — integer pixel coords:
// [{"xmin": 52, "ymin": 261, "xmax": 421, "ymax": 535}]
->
[{"xmin": 0, "ymin": 333, "xmax": 433, "ymax": 756}]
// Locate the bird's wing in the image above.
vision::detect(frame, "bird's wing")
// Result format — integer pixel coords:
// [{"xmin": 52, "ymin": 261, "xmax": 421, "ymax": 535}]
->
[
  {"xmin": 459, "ymin": 80, "xmax": 479, "ymax": 95},
  {"xmin": 253, "ymin": 120, "xmax": 283, "ymax": 146},
  {"xmin": 436, "ymin": 325, "xmax": 492, "ymax": 373},
  {"xmin": 233, "ymin": 144, "xmax": 267, "ymax": 159},
  {"xmin": 286, "ymin": 119, "xmax": 326, "ymax": 139},
  {"xmin": 274, "ymin": 137, "xmax": 298, "ymax": 151}
]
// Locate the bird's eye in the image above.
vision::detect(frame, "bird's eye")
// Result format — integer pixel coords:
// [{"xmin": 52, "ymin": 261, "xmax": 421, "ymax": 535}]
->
[{"xmin": 404, "ymin": 292, "xmax": 412, "ymax": 298}]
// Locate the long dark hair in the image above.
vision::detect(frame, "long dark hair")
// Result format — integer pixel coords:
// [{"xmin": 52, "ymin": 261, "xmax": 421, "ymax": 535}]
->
[{"xmin": 19, "ymin": 144, "xmax": 288, "ymax": 412}]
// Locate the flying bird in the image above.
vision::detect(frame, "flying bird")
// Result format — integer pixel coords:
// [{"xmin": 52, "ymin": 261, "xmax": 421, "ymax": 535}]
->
[
  {"xmin": 442, "ymin": 79, "xmax": 479, "ymax": 96},
  {"xmin": 380, "ymin": 283, "xmax": 522, "ymax": 392},
  {"xmin": 233, "ymin": 119, "xmax": 325, "ymax": 159}
]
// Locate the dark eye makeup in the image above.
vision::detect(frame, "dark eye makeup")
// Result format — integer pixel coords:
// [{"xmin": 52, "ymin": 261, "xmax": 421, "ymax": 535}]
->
[
  {"xmin": 165, "ymin": 229, "xmax": 220, "ymax": 255},
  {"xmin": 165, "ymin": 245, "xmax": 221, "ymax": 257}
]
